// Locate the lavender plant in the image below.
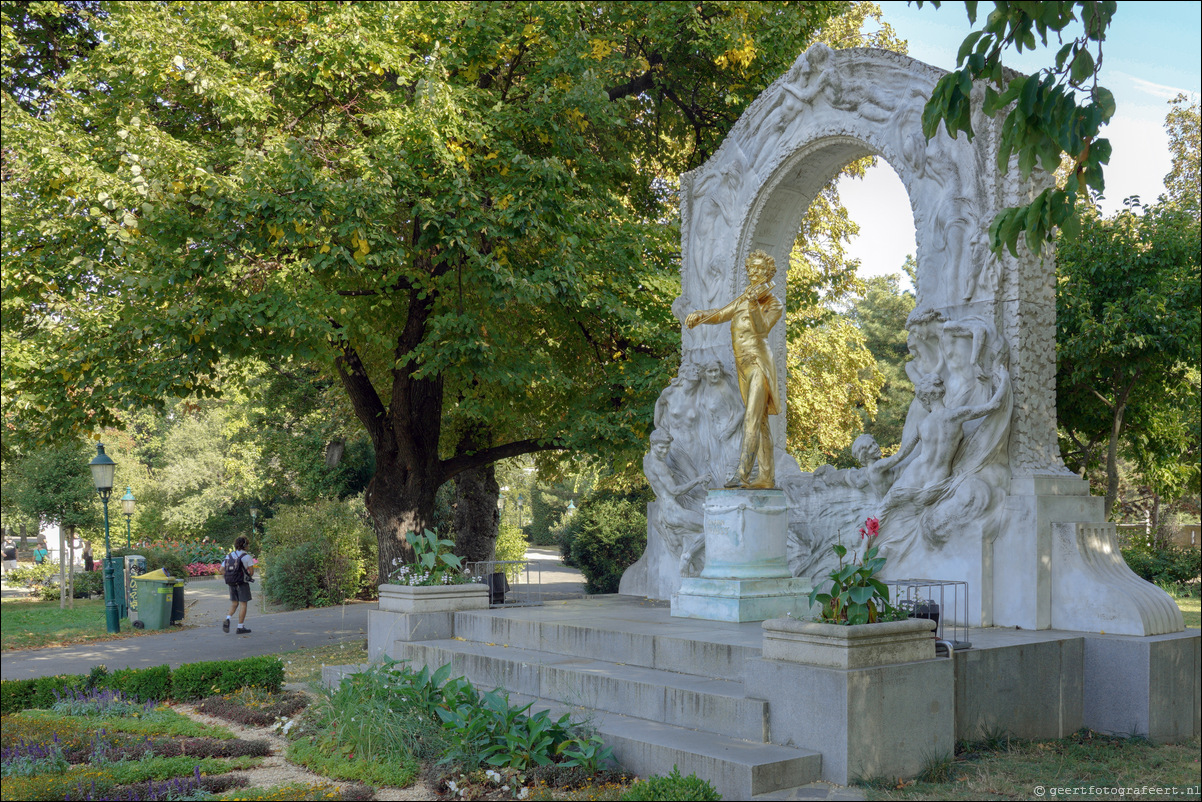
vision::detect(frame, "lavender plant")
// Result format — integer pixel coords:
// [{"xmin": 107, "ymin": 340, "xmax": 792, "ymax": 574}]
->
[
  {"xmin": 1, "ymin": 735, "xmax": 70, "ymax": 777},
  {"xmin": 51, "ymin": 687, "xmax": 164, "ymax": 720}
]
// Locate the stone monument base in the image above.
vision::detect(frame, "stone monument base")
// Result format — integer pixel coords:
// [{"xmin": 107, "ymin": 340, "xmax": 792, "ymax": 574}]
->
[
  {"xmin": 672, "ymin": 575, "xmax": 813, "ymax": 622},
  {"xmin": 671, "ymin": 487, "xmax": 812, "ymax": 622}
]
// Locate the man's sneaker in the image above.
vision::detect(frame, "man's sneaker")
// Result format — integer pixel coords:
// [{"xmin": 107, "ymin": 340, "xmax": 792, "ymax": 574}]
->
[
  {"xmin": 236, "ymin": 626, "xmax": 251, "ymax": 634},
  {"xmin": 222, "ymin": 619, "xmax": 230, "ymax": 633}
]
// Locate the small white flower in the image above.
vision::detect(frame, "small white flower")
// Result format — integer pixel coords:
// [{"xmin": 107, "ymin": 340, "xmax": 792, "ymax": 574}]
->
[
  {"xmin": 518, "ymin": 788, "xmax": 530, "ymax": 800},
  {"xmin": 485, "ymin": 770, "xmax": 501, "ymax": 783}
]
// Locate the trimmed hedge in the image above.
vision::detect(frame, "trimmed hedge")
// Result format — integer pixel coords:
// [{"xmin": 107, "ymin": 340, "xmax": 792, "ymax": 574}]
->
[
  {"xmin": 0, "ymin": 655, "xmax": 283, "ymax": 714},
  {"xmin": 172, "ymin": 655, "xmax": 284, "ymax": 700}
]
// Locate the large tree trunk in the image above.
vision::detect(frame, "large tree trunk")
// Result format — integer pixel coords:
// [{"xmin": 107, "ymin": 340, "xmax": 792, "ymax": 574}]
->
[
  {"xmin": 452, "ymin": 427, "xmax": 500, "ymax": 565},
  {"xmin": 365, "ymin": 449, "xmax": 441, "ymax": 584}
]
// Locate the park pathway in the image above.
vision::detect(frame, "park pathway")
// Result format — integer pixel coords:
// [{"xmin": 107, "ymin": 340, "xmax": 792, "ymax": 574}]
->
[{"xmin": 1, "ymin": 546, "xmax": 584, "ymax": 680}]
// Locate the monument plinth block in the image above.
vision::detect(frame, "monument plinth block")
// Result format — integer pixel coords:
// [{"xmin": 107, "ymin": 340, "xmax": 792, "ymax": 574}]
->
[{"xmin": 672, "ymin": 488, "xmax": 811, "ymax": 622}]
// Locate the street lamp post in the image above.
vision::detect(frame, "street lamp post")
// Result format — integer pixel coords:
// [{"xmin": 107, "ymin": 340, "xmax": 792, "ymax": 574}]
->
[
  {"xmin": 89, "ymin": 444, "xmax": 120, "ymax": 634},
  {"xmin": 120, "ymin": 488, "xmax": 136, "ymax": 549}
]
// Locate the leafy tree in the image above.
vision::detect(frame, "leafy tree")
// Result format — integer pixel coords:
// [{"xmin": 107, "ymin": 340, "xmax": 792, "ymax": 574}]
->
[
  {"xmin": 786, "ymin": 313, "xmax": 884, "ymax": 470},
  {"xmin": 917, "ymin": 1, "xmax": 1117, "ymax": 255},
  {"xmin": 2, "ymin": 440, "xmax": 100, "ymax": 539},
  {"xmin": 1056, "ymin": 200, "xmax": 1201, "ymax": 517},
  {"xmin": 1, "ymin": 439, "xmax": 102, "ymax": 607},
  {"xmin": 2, "ymin": 2, "xmax": 843, "ymax": 576},
  {"xmin": 1164, "ymin": 93, "xmax": 1200, "ymax": 217},
  {"xmin": 849, "ymin": 269, "xmax": 917, "ymax": 453}
]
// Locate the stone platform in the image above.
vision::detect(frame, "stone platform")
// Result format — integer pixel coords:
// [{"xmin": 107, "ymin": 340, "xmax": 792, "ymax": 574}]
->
[{"xmin": 341, "ymin": 595, "xmax": 1200, "ymax": 794}]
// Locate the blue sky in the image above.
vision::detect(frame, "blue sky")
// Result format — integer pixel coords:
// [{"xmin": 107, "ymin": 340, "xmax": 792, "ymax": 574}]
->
[{"xmin": 840, "ymin": 1, "xmax": 1202, "ymax": 283}]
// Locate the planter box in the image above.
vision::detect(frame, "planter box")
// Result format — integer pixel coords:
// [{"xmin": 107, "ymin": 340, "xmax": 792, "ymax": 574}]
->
[
  {"xmin": 761, "ymin": 617, "xmax": 937, "ymax": 669},
  {"xmin": 377, "ymin": 583, "xmax": 489, "ymax": 614}
]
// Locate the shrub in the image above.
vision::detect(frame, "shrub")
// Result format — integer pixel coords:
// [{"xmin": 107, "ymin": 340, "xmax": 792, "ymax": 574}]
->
[
  {"xmin": 1, "ymin": 678, "xmax": 42, "ymax": 714},
  {"xmin": 564, "ymin": 488, "xmax": 652, "ymax": 594},
  {"xmin": 171, "ymin": 655, "xmax": 284, "ymax": 700},
  {"xmin": 112, "ymin": 547, "xmax": 191, "ymax": 582},
  {"xmin": 2, "ymin": 664, "xmax": 174, "ymax": 714},
  {"xmin": 264, "ymin": 542, "xmax": 327, "ymax": 610},
  {"xmin": 619, "ymin": 766, "xmax": 721, "ymax": 801},
  {"xmin": 8, "ymin": 561, "xmax": 61, "ymax": 587},
  {"xmin": 1122, "ymin": 544, "xmax": 1201, "ymax": 588},
  {"xmin": 34, "ymin": 570, "xmax": 104, "ymax": 600},
  {"xmin": 494, "ymin": 522, "xmax": 528, "ymax": 580},
  {"xmin": 262, "ymin": 497, "xmax": 370, "ymax": 608}
]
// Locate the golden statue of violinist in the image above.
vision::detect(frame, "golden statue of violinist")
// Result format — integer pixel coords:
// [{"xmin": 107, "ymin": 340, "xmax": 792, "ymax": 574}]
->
[{"xmin": 685, "ymin": 250, "xmax": 782, "ymax": 489}]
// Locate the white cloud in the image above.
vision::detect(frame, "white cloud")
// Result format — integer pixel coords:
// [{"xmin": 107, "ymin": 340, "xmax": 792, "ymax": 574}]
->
[{"xmin": 1115, "ymin": 72, "xmax": 1196, "ymax": 102}]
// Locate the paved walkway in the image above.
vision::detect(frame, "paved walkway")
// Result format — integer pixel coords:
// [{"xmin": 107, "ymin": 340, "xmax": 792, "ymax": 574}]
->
[{"xmin": 1, "ymin": 546, "xmax": 584, "ymax": 681}]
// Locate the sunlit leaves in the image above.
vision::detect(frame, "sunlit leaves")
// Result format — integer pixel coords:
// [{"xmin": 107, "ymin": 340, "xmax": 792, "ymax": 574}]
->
[{"xmin": 916, "ymin": 1, "xmax": 1116, "ymax": 256}]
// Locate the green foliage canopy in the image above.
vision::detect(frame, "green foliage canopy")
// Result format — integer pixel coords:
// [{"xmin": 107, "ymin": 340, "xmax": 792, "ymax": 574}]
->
[
  {"xmin": 1056, "ymin": 200, "xmax": 1201, "ymax": 516},
  {"xmin": 1, "ymin": 1, "xmax": 844, "ymax": 570},
  {"xmin": 917, "ymin": 1, "xmax": 1117, "ymax": 256}
]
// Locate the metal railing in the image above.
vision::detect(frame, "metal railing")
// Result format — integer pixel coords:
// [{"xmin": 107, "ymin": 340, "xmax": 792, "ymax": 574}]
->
[
  {"xmin": 885, "ymin": 578, "xmax": 972, "ymax": 653},
  {"xmin": 465, "ymin": 560, "xmax": 544, "ymax": 608}
]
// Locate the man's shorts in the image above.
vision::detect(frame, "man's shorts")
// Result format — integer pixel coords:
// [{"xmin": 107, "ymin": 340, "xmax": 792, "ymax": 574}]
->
[{"xmin": 229, "ymin": 582, "xmax": 252, "ymax": 603}]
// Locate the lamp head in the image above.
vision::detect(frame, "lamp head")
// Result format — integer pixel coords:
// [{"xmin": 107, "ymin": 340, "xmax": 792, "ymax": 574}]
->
[
  {"xmin": 89, "ymin": 444, "xmax": 117, "ymax": 500},
  {"xmin": 120, "ymin": 487, "xmax": 136, "ymax": 517}
]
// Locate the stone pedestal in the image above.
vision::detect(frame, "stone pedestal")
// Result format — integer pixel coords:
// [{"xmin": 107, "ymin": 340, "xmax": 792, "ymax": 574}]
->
[
  {"xmin": 761, "ymin": 617, "xmax": 937, "ymax": 669},
  {"xmin": 993, "ymin": 475, "xmax": 1102, "ymax": 629},
  {"xmin": 368, "ymin": 583, "xmax": 489, "ymax": 660},
  {"xmin": 1083, "ymin": 630, "xmax": 1201, "ymax": 741},
  {"xmin": 749, "ymin": 617, "xmax": 952, "ymax": 785},
  {"xmin": 672, "ymin": 489, "xmax": 811, "ymax": 622}
]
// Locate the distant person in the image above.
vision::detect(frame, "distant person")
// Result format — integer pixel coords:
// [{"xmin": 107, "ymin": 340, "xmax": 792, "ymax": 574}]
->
[
  {"xmin": 82, "ymin": 542, "xmax": 95, "ymax": 572},
  {"xmin": 33, "ymin": 542, "xmax": 49, "ymax": 565},
  {"xmin": 2, "ymin": 539, "xmax": 16, "ymax": 576},
  {"xmin": 222, "ymin": 535, "xmax": 256, "ymax": 635}
]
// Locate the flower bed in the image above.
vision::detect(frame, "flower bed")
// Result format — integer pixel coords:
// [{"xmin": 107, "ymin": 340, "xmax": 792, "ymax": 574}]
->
[{"xmin": 197, "ymin": 689, "xmax": 309, "ymax": 728}]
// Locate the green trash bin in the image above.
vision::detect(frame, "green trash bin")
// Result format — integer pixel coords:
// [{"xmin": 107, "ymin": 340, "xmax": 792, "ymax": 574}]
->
[{"xmin": 132, "ymin": 570, "xmax": 173, "ymax": 630}]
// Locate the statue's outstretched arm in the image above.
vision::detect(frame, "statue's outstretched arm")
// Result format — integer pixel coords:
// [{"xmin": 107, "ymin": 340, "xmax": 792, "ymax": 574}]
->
[{"xmin": 686, "ymin": 296, "xmax": 738, "ymax": 328}]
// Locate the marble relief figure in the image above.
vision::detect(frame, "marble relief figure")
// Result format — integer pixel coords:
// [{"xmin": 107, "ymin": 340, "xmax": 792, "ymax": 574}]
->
[{"xmin": 644, "ymin": 430, "xmax": 709, "ymax": 576}]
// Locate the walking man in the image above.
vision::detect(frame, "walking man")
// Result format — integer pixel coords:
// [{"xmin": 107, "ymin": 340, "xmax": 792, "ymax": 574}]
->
[{"xmin": 222, "ymin": 535, "xmax": 256, "ymax": 635}]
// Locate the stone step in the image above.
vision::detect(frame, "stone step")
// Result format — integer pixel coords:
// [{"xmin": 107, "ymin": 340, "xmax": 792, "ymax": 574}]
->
[
  {"xmin": 506, "ymin": 692, "xmax": 823, "ymax": 801},
  {"xmin": 448, "ymin": 608, "xmax": 761, "ymax": 680},
  {"xmin": 397, "ymin": 638, "xmax": 769, "ymax": 742}
]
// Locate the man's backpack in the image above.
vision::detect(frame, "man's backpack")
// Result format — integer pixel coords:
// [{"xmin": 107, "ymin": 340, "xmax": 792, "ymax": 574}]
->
[{"xmin": 223, "ymin": 551, "xmax": 246, "ymax": 585}]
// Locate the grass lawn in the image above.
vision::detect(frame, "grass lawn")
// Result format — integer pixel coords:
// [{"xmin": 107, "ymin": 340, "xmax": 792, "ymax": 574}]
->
[
  {"xmin": 860, "ymin": 730, "xmax": 1202, "ymax": 801},
  {"xmin": 1176, "ymin": 592, "xmax": 1200, "ymax": 629},
  {"xmin": 280, "ymin": 639, "xmax": 369, "ymax": 685},
  {"xmin": 0, "ymin": 596, "xmax": 171, "ymax": 651}
]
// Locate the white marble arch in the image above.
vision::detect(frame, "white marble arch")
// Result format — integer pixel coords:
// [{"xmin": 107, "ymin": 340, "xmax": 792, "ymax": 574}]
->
[{"xmin": 621, "ymin": 45, "xmax": 1182, "ymax": 637}]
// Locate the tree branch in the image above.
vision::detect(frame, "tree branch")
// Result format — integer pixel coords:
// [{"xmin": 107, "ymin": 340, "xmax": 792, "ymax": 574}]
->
[
  {"xmin": 332, "ymin": 340, "xmax": 387, "ymax": 447},
  {"xmin": 607, "ymin": 61, "xmax": 660, "ymax": 102},
  {"xmin": 440, "ymin": 438, "xmax": 565, "ymax": 483}
]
